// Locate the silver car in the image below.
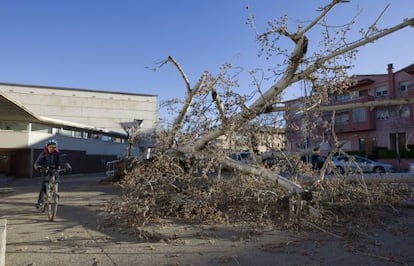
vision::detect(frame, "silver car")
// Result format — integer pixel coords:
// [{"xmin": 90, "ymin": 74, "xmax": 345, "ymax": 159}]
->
[{"xmin": 332, "ymin": 155, "xmax": 393, "ymax": 174}]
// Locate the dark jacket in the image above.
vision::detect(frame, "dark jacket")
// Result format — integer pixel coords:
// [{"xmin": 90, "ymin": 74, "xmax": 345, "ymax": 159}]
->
[{"xmin": 34, "ymin": 147, "xmax": 70, "ymax": 170}]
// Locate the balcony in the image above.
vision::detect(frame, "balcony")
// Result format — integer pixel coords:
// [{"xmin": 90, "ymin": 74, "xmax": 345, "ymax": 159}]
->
[
  {"xmin": 331, "ymin": 94, "xmax": 375, "ymax": 105},
  {"xmin": 335, "ymin": 120, "xmax": 376, "ymax": 133},
  {"xmin": 334, "ymin": 110, "xmax": 376, "ymax": 133}
]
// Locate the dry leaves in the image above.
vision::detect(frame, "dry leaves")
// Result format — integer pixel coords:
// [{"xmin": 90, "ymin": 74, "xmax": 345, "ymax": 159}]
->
[{"xmin": 105, "ymin": 155, "xmax": 412, "ymax": 241}]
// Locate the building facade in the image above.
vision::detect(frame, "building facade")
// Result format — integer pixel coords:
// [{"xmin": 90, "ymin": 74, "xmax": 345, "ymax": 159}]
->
[
  {"xmin": 285, "ymin": 63, "xmax": 414, "ymax": 169},
  {"xmin": 0, "ymin": 82, "xmax": 157, "ymax": 178}
]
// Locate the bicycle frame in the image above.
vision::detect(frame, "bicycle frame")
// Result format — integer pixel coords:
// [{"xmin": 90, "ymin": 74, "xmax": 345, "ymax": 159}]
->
[{"xmin": 43, "ymin": 169, "xmax": 61, "ymax": 221}]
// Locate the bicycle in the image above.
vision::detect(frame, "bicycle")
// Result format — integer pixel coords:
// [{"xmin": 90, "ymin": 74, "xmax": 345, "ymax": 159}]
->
[{"xmin": 40, "ymin": 168, "xmax": 64, "ymax": 221}]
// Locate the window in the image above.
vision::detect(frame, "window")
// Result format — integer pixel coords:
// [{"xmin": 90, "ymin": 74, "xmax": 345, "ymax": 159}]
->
[
  {"xmin": 349, "ymin": 90, "xmax": 360, "ymax": 99},
  {"xmin": 101, "ymin": 135, "xmax": 112, "ymax": 141},
  {"xmin": 359, "ymin": 138, "xmax": 366, "ymax": 151},
  {"xmin": 375, "ymin": 86, "xmax": 388, "ymax": 97},
  {"xmin": 337, "ymin": 91, "xmax": 360, "ymax": 102},
  {"xmin": 400, "ymin": 106, "xmax": 410, "ymax": 118},
  {"xmin": 352, "ymin": 108, "xmax": 366, "ymax": 122},
  {"xmin": 376, "ymin": 109, "xmax": 389, "ymax": 120},
  {"xmin": 0, "ymin": 122, "xmax": 28, "ymax": 131},
  {"xmin": 336, "ymin": 94, "xmax": 350, "ymax": 102},
  {"xmin": 400, "ymin": 81, "xmax": 413, "ymax": 92},
  {"xmin": 57, "ymin": 128, "xmax": 73, "ymax": 137},
  {"xmin": 72, "ymin": 131, "xmax": 84, "ymax": 138},
  {"xmin": 335, "ymin": 112, "xmax": 349, "ymax": 124}
]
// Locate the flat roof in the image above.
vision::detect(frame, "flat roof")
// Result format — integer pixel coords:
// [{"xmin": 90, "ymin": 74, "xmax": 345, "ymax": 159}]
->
[{"xmin": 0, "ymin": 81, "xmax": 157, "ymax": 98}]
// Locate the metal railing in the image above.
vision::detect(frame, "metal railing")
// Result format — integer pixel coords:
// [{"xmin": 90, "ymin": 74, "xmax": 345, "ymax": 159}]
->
[{"xmin": 106, "ymin": 160, "xmax": 120, "ymax": 177}]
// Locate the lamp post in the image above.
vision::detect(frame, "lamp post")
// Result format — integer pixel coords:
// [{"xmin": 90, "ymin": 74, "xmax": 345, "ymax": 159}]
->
[{"xmin": 395, "ymin": 132, "xmax": 401, "ymax": 172}]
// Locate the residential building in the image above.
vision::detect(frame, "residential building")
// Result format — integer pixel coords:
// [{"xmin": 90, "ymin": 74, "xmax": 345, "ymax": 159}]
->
[
  {"xmin": 0, "ymin": 82, "xmax": 157, "ymax": 178},
  {"xmin": 285, "ymin": 63, "xmax": 414, "ymax": 169},
  {"xmin": 216, "ymin": 126, "xmax": 286, "ymax": 154}
]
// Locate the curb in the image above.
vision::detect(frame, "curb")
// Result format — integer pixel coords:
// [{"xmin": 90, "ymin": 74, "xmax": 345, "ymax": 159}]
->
[{"xmin": 0, "ymin": 219, "xmax": 6, "ymax": 266}]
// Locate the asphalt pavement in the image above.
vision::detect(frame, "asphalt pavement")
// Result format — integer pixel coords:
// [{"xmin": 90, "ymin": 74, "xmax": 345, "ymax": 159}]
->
[{"xmin": 1, "ymin": 173, "xmax": 414, "ymax": 266}]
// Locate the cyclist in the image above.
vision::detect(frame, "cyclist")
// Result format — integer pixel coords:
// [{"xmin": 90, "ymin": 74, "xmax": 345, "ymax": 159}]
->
[{"xmin": 33, "ymin": 139, "xmax": 72, "ymax": 208}]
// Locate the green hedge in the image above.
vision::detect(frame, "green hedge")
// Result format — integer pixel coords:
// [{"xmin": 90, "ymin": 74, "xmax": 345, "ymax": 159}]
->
[
  {"xmin": 377, "ymin": 149, "xmax": 396, "ymax": 158},
  {"xmin": 400, "ymin": 145, "xmax": 414, "ymax": 158},
  {"xmin": 336, "ymin": 147, "xmax": 414, "ymax": 159},
  {"xmin": 375, "ymin": 145, "xmax": 414, "ymax": 158},
  {"xmin": 347, "ymin": 150, "xmax": 366, "ymax": 157}
]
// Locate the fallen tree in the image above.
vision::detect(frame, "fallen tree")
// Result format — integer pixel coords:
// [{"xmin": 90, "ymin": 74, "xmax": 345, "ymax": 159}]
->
[
  {"xmin": 153, "ymin": 2, "xmax": 414, "ymax": 193},
  {"xmin": 106, "ymin": 1, "xmax": 414, "ymax": 238}
]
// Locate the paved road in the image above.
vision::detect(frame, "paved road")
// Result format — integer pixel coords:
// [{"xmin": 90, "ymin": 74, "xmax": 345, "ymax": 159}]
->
[
  {"xmin": 1, "ymin": 174, "xmax": 126, "ymax": 265},
  {"xmin": 1, "ymin": 173, "xmax": 414, "ymax": 266}
]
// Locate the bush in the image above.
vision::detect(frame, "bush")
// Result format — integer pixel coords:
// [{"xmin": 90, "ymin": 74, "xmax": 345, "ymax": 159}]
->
[
  {"xmin": 400, "ymin": 145, "xmax": 414, "ymax": 158},
  {"xmin": 377, "ymin": 149, "xmax": 396, "ymax": 159},
  {"xmin": 347, "ymin": 150, "xmax": 366, "ymax": 157}
]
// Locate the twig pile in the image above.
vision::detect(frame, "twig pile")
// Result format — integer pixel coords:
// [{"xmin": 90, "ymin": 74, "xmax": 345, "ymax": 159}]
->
[
  {"xmin": 106, "ymin": 155, "xmax": 288, "ymax": 227},
  {"xmin": 105, "ymin": 155, "xmax": 412, "ymax": 240}
]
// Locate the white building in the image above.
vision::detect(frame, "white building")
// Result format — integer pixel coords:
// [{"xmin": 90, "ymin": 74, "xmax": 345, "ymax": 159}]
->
[{"xmin": 0, "ymin": 82, "xmax": 157, "ymax": 178}]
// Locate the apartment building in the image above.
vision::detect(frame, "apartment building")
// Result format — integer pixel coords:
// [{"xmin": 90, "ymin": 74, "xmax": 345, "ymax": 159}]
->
[
  {"xmin": 285, "ymin": 63, "xmax": 414, "ymax": 168},
  {"xmin": 0, "ymin": 82, "xmax": 157, "ymax": 178}
]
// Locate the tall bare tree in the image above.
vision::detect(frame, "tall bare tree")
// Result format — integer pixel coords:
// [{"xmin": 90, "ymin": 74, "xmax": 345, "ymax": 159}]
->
[{"xmin": 151, "ymin": 1, "xmax": 413, "ymax": 195}]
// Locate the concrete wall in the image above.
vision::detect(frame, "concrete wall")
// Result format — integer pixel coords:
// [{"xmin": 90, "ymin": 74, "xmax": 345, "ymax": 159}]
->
[
  {"xmin": 0, "ymin": 131, "xmax": 30, "ymax": 148},
  {"xmin": 0, "ymin": 83, "xmax": 157, "ymax": 135}
]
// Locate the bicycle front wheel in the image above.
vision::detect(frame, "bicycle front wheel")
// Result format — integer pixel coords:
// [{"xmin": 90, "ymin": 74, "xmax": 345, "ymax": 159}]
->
[{"xmin": 48, "ymin": 183, "xmax": 59, "ymax": 221}]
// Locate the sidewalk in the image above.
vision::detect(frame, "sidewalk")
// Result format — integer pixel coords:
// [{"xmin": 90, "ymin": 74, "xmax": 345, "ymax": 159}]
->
[{"xmin": 1, "ymin": 174, "xmax": 414, "ymax": 265}]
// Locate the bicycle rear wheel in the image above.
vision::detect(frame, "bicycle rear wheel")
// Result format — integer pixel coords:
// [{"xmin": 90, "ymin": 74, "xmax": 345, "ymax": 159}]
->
[{"xmin": 47, "ymin": 183, "xmax": 59, "ymax": 221}]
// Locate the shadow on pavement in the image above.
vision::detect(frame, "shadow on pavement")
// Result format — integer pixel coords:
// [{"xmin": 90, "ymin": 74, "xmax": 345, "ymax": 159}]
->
[{"xmin": 1, "ymin": 174, "xmax": 144, "ymax": 244}]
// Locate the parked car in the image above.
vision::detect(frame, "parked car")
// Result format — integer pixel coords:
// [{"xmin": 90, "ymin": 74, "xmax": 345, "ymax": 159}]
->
[
  {"xmin": 229, "ymin": 152, "xmax": 253, "ymax": 164},
  {"xmin": 332, "ymin": 155, "xmax": 393, "ymax": 174},
  {"xmin": 300, "ymin": 154, "xmax": 326, "ymax": 170},
  {"xmin": 409, "ymin": 162, "xmax": 414, "ymax": 173},
  {"xmin": 262, "ymin": 157, "xmax": 277, "ymax": 168}
]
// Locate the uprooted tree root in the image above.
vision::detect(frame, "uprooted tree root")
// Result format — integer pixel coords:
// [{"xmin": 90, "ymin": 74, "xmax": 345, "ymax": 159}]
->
[{"xmin": 104, "ymin": 156, "xmax": 413, "ymax": 241}]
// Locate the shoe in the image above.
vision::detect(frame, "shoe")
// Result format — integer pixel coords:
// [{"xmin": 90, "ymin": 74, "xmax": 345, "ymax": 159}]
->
[{"xmin": 35, "ymin": 202, "xmax": 45, "ymax": 211}]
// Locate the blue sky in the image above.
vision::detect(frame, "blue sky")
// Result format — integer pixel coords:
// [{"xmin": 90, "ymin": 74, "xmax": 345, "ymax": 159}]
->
[{"xmin": 0, "ymin": 0, "xmax": 413, "ymax": 120}]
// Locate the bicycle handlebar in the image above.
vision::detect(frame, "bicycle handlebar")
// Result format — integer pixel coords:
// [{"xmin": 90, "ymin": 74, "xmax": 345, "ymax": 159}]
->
[{"xmin": 39, "ymin": 167, "xmax": 69, "ymax": 174}]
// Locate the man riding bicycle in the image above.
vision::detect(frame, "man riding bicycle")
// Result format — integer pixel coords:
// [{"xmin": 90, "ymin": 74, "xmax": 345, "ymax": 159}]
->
[{"xmin": 33, "ymin": 139, "xmax": 72, "ymax": 209}]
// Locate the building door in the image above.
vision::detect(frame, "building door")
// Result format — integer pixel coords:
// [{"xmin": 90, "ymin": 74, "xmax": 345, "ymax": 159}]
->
[
  {"xmin": 359, "ymin": 138, "xmax": 376, "ymax": 156},
  {"xmin": 0, "ymin": 154, "xmax": 10, "ymax": 174},
  {"xmin": 390, "ymin": 133, "xmax": 406, "ymax": 152}
]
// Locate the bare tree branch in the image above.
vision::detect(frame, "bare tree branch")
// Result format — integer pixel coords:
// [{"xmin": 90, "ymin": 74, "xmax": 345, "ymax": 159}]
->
[
  {"xmin": 211, "ymin": 88, "xmax": 227, "ymax": 123},
  {"xmin": 166, "ymin": 56, "xmax": 207, "ymax": 146},
  {"xmin": 167, "ymin": 56, "xmax": 191, "ymax": 93},
  {"xmin": 364, "ymin": 3, "xmax": 390, "ymax": 38},
  {"xmin": 301, "ymin": 0, "xmax": 345, "ymax": 35},
  {"xmin": 294, "ymin": 18, "xmax": 414, "ymax": 83},
  {"xmin": 220, "ymin": 157, "xmax": 304, "ymax": 194}
]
